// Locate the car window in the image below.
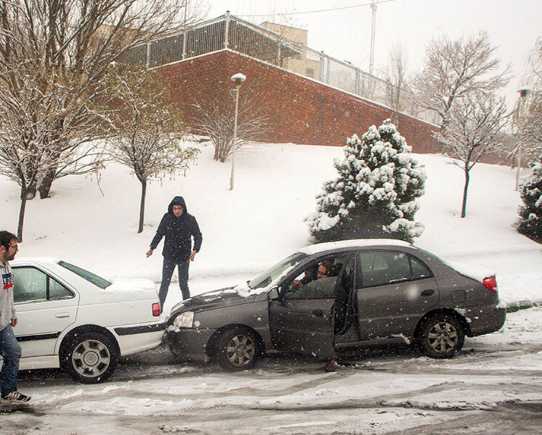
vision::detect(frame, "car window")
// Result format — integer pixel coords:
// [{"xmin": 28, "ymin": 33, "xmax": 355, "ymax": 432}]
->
[
  {"xmin": 12, "ymin": 267, "xmax": 74, "ymax": 303},
  {"xmin": 410, "ymin": 256, "xmax": 433, "ymax": 280},
  {"xmin": 49, "ymin": 277, "xmax": 74, "ymax": 300},
  {"xmin": 358, "ymin": 251, "xmax": 433, "ymax": 287},
  {"xmin": 284, "ymin": 254, "xmax": 350, "ymax": 300},
  {"xmin": 286, "ymin": 277, "xmax": 338, "ymax": 299},
  {"xmin": 59, "ymin": 261, "xmax": 111, "ymax": 289}
]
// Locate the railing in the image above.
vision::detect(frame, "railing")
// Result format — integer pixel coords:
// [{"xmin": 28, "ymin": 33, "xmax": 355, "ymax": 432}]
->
[{"xmin": 123, "ymin": 13, "xmax": 439, "ymax": 124}]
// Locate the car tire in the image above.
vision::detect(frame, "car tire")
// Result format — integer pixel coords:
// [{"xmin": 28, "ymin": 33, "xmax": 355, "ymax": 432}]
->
[
  {"xmin": 61, "ymin": 332, "xmax": 119, "ymax": 383},
  {"xmin": 417, "ymin": 314, "xmax": 465, "ymax": 359},
  {"xmin": 215, "ymin": 327, "xmax": 259, "ymax": 372}
]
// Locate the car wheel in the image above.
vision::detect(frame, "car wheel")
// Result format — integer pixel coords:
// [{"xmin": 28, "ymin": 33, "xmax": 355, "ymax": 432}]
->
[
  {"xmin": 61, "ymin": 332, "xmax": 119, "ymax": 383},
  {"xmin": 417, "ymin": 314, "xmax": 465, "ymax": 359},
  {"xmin": 215, "ymin": 327, "xmax": 259, "ymax": 372}
]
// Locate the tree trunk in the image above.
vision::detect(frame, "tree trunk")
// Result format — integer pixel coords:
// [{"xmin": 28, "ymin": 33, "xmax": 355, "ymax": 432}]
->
[
  {"xmin": 23, "ymin": 184, "xmax": 37, "ymax": 200},
  {"xmin": 392, "ymin": 88, "xmax": 401, "ymax": 127},
  {"xmin": 138, "ymin": 180, "xmax": 147, "ymax": 234},
  {"xmin": 461, "ymin": 168, "xmax": 470, "ymax": 218},
  {"xmin": 39, "ymin": 166, "xmax": 57, "ymax": 198},
  {"xmin": 17, "ymin": 188, "xmax": 28, "ymax": 242},
  {"xmin": 439, "ymin": 124, "xmax": 449, "ymax": 154}
]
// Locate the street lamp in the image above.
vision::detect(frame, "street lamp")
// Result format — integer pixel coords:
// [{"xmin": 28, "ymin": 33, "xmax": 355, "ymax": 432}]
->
[
  {"xmin": 515, "ymin": 86, "xmax": 531, "ymax": 191},
  {"xmin": 230, "ymin": 73, "xmax": 246, "ymax": 190}
]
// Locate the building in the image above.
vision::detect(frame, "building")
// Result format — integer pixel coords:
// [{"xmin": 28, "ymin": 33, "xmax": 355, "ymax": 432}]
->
[{"xmin": 124, "ymin": 13, "xmax": 441, "ymax": 152}]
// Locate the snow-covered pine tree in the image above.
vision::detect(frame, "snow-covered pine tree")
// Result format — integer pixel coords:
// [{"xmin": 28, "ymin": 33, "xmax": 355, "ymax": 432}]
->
[
  {"xmin": 517, "ymin": 160, "xmax": 542, "ymax": 242},
  {"xmin": 306, "ymin": 120, "xmax": 426, "ymax": 243}
]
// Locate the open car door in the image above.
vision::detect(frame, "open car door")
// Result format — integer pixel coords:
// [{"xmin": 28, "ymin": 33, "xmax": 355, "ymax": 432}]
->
[{"xmin": 268, "ymin": 254, "xmax": 354, "ymax": 359}]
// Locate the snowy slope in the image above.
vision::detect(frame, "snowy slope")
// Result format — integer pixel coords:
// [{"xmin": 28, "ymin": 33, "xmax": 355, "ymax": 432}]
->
[{"xmin": 1, "ymin": 141, "xmax": 541, "ymax": 314}]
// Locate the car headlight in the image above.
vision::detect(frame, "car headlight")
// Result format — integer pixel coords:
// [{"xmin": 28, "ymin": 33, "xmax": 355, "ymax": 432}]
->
[{"xmin": 173, "ymin": 311, "xmax": 195, "ymax": 328}]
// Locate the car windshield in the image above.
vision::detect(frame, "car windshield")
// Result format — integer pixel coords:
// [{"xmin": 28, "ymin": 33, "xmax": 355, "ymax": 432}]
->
[
  {"xmin": 59, "ymin": 261, "xmax": 112, "ymax": 289},
  {"xmin": 248, "ymin": 253, "xmax": 307, "ymax": 290}
]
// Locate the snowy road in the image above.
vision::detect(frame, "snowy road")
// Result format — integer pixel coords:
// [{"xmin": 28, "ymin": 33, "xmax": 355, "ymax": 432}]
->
[{"xmin": 2, "ymin": 307, "xmax": 542, "ymax": 435}]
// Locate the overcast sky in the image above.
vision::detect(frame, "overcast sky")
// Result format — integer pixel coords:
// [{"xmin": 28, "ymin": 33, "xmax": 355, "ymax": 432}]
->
[{"xmin": 204, "ymin": 0, "xmax": 541, "ymax": 105}]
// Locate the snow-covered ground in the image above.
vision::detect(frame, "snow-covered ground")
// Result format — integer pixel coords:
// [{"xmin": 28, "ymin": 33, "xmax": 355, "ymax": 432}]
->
[
  {"xmin": 2, "ymin": 141, "xmax": 541, "ymax": 310},
  {"xmin": 1, "ymin": 141, "xmax": 542, "ymax": 434}
]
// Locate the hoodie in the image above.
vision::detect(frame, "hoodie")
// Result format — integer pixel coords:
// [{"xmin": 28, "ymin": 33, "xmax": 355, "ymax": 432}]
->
[
  {"xmin": 0, "ymin": 261, "xmax": 16, "ymax": 331},
  {"xmin": 150, "ymin": 196, "xmax": 203, "ymax": 262}
]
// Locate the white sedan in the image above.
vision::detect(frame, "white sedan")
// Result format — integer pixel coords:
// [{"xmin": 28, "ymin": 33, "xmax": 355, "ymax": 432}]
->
[{"xmin": 5, "ymin": 258, "xmax": 164, "ymax": 383}]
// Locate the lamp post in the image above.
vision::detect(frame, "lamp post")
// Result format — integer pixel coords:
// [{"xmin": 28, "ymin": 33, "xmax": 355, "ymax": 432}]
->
[
  {"xmin": 369, "ymin": 0, "xmax": 377, "ymax": 75},
  {"xmin": 230, "ymin": 73, "xmax": 246, "ymax": 190},
  {"xmin": 182, "ymin": 0, "xmax": 188, "ymax": 59},
  {"xmin": 515, "ymin": 86, "xmax": 531, "ymax": 191}
]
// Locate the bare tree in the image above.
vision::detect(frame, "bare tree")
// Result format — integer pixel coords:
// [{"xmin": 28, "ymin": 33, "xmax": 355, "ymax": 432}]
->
[
  {"xmin": 386, "ymin": 43, "xmax": 409, "ymax": 125},
  {"xmin": 192, "ymin": 77, "xmax": 271, "ymax": 163},
  {"xmin": 0, "ymin": 0, "xmax": 203, "ymax": 241},
  {"xmin": 515, "ymin": 91, "xmax": 542, "ymax": 165},
  {"xmin": 0, "ymin": 93, "xmax": 54, "ymax": 242},
  {"xmin": 412, "ymin": 32, "xmax": 509, "ymax": 137},
  {"xmin": 514, "ymin": 38, "xmax": 542, "ymax": 241},
  {"xmin": 436, "ymin": 91, "xmax": 508, "ymax": 218},
  {"xmin": 102, "ymin": 64, "xmax": 200, "ymax": 234},
  {"xmin": 514, "ymin": 37, "xmax": 542, "ymax": 164},
  {"xmin": 530, "ymin": 37, "xmax": 542, "ymax": 82},
  {"xmin": 0, "ymin": 70, "xmax": 107, "ymax": 241}
]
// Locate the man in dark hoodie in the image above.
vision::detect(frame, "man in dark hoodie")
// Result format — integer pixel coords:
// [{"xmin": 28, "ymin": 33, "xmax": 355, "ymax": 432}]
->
[{"xmin": 146, "ymin": 196, "xmax": 202, "ymax": 311}]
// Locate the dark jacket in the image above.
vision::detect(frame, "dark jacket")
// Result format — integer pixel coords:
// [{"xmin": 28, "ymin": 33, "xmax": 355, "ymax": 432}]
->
[{"xmin": 150, "ymin": 196, "xmax": 202, "ymax": 262}]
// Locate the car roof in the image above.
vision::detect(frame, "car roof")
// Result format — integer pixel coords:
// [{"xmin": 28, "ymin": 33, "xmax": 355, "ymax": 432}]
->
[
  {"xmin": 11, "ymin": 257, "xmax": 62, "ymax": 267},
  {"xmin": 297, "ymin": 239, "xmax": 413, "ymax": 256}
]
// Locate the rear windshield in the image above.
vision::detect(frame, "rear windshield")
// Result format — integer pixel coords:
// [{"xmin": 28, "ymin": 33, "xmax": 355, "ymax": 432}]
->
[{"xmin": 59, "ymin": 261, "xmax": 111, "ymax": 289}]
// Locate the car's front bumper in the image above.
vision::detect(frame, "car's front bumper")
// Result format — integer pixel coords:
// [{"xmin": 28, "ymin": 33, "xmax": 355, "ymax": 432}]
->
[{"xmin": 165, "ymin": 327, "xmax": 216, "ymax": 363}]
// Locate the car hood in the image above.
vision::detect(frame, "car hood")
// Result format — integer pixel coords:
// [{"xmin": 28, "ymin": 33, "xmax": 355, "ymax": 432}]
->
[{"xmin": 171, "ymin": 286, "xmax": 263, "ymax": 315}]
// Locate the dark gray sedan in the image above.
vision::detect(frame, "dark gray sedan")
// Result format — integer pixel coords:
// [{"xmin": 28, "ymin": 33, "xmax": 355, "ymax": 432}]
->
[{"xmin": 165, "ymin": 240, "xmax": 506, "ymax": 371}]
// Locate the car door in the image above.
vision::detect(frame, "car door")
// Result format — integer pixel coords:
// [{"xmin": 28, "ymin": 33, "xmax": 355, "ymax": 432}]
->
[
  {"xmin": 12, "ymin": 266, "xmax": 78, "ymax": 358},
  {"xmin": 355, "ymin": 250, "xmax": 439, "ymax": 341},
  {"xmin": 268, "ymin": 254, "xmax": 354, "ymax": 359}
]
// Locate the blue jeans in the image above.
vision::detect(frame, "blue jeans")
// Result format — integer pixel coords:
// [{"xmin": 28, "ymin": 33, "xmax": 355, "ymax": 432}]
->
[
  {"xmin": 158, "ymin": 258, "xmax": 190, "ymax": 309},
  {"xmin": 0, "ymin": 324, "xmax": 22, "ymax": 397}
]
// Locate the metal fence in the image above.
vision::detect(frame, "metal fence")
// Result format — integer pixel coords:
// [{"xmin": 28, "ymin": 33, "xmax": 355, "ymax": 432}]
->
[{"xmin": 123, "ymin": 13, "xmax": 438, "ymax": 124}]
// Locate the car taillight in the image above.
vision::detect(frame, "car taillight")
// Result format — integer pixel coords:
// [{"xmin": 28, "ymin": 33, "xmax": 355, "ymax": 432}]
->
[
  {"xmin": 152, "ymin": 302, "xmax": 161, "ymax": 317},
  {"xmin": 483, "ymin": 276, "xmax": 498, "ymax": 293}
]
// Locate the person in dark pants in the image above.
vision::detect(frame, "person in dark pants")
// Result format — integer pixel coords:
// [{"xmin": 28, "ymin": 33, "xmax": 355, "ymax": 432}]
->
[{"xmin": 146, "ymin": 197, "xmax": 202, "ymax": 312}]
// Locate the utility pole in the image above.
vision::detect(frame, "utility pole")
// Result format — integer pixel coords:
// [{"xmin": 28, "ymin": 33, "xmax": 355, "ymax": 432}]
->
[
  {"xmin": 182, "ymin": 0, "xmax": 188, "ymax": 59},
  {"xmin": 369, "ymin": 0, "xmax": 377, "ymax": 75}
]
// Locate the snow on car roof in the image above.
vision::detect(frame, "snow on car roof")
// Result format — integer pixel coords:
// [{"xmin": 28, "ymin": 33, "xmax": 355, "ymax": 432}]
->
[
  {"xmin": 11, "ymin": 257, "xmax": 62, "ymax": 265},
  {"xmin": 297, "ymin": 239, "xmax": 412, "ymax": 256}
]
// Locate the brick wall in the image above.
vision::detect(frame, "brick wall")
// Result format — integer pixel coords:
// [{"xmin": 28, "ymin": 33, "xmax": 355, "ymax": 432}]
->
[{"xmin": 156, "ymin": 50, "xmax": 442, "ymax": 153}]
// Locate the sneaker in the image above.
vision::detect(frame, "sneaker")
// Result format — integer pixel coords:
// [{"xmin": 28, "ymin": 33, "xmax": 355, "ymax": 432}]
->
[{"xmin": 1, "ymin": 390, "xmax": 31, "ymax": 403}]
